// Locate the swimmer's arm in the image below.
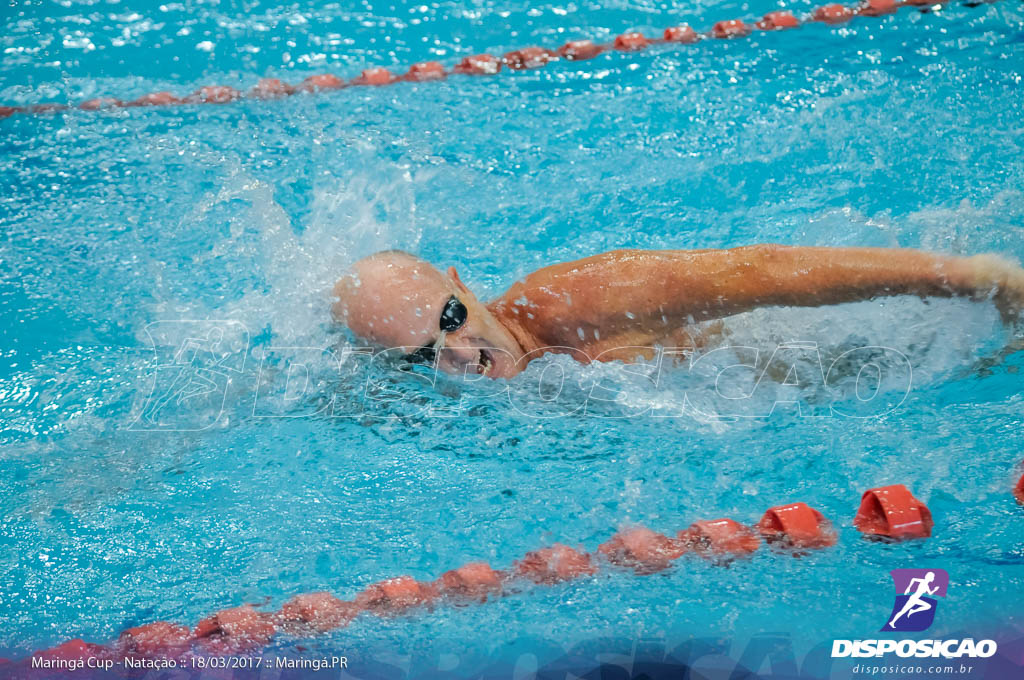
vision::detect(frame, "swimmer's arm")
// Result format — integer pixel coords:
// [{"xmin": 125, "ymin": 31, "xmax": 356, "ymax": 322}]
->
[
  {"xmin": 679, "ymin": 245, "xmax": 1001, "ymax": 315},
  {"xmin": 570, "ymin": 246, "xmax": 1023, "ymax": 325},
  {"xmin": 498, "ymin": 246, "xmax": 1023, "ymax": 347}
]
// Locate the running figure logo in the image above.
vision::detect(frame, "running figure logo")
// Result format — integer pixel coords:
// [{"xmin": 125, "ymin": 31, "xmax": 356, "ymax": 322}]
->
[{"xmin": 882, "ymin": 569, "xmax": 949, "ymax": 632}]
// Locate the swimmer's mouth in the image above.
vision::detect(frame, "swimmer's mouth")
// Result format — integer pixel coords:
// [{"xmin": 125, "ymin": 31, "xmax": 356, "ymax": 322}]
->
[
  {"xmin": 400, "ymin": 345, "xmax": 496, "ymax": 376},
  {"xmin": 479, "ymin": 349, "xmax": 494, "ymax": 375}
]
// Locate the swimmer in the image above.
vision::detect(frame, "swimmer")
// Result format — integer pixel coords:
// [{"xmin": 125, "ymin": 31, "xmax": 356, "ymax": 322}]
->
[{"xmin": 332, "ymin": 246, "xmax": 1024, "ymax": 378}]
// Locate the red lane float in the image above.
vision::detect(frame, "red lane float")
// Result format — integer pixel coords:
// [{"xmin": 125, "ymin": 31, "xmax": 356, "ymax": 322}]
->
[
  {"xmin": 353, "ymin": 67, "xmax": 395, "ymax": 86},
  {"xmin": 188, "ymin": 85, "xmax": 241, "ymax": 104},
  {"xmin": 1014, "ymin": 470, "xmax": 1024, "ymax": 505},
  {"xmin": 79, "ymin": 97, "xmax": 122, "ymax": 110},
  {"xmin": 251, "ymin": 78, "xmax": 294, "ymax": 99},
  {"xmin": 514, "ymin": 544, "xmax": 597, "ymax": 583},
  {"xmin": 453, "ymin": 54, "xmax": 502, "ymax": 75},
  {"xmin": 118, "ymin": 622, "xmax": 192, "ymax": 659},
  {"xmin": 355, "ymin": 576, "xmax": 438, "ymax": 614},
  {"xmin": 859, "ymin": 0, "xmax": 899, "ymax": 15},
  {"xmin": 757, "ymin": 11, "xmax": 801, "ymax": 30},
  {"xmin": 853, "ymin": 484, "xmax": 933, "ymax": 540},
  {"xmin": 131, "ymin": 91, "xmax": 182, "ymax": 107},
  {"xmin": 278, "ymin": 591, "xmax": 358, "ymax": 634},
  {"xmin": 436, "ymin": 562, "xmax": 505, "ymax": 600},
  {"xmin": 559, "ymin": 40, "xmax": 604, "ymax": 60},
  {"xmin": 503, "ymin": 47, "xmax": 556, "ymax": 70},
  {"xmin": 193, "ymin": 605, "xmax": 276, "ymax": 654},
  {"xmin": 598, "ymin": 527, "xmax": 687, "ymax": 573},
  {"xmin": 712, "ymin": 20, "xmax": 753, "ymax": 39},
  {"xmin": 405, "ymin": 61, "xmax": 446, "ymax": 81},
  {"xmin": 678, "ymin": 518, "xmax": 761, "ymax": 558},
  {"xmin": 663, "ymin": 25, "xmax": 700, "ymax": 43},
  {"xmin": 813, "ymin": 3, "xmax": 856, "ymax": 23},
  {"xmin": 300, "ymin": 73, "xmax": 345, "ymax": 91},
  {"xmin": 614, "ymin": 32, "xmax": 652, "ymax": 51},
  {"xmin": 757, "ymin": 503, "xmax": 836, "ymax": 549}
]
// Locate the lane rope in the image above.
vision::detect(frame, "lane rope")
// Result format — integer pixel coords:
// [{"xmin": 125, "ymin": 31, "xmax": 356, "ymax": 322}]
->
[
  {"xmin": 4, "ymin": 483, "xmax": 943, "ymax": 667},
  {"xmin": 0, "ymin": 0, "xmax": 999, "ymax": 120}
]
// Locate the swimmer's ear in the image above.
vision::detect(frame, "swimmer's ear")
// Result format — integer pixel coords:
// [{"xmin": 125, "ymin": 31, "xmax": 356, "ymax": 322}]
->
[{"xmin": 447, "ymin": 266, "xmax": 470, "ymax": 294}]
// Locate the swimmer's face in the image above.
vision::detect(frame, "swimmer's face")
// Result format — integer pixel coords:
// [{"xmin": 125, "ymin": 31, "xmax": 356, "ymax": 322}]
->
[{"xmin": 333, "ymin": 251, "xmax": 524, "ymax": 378}]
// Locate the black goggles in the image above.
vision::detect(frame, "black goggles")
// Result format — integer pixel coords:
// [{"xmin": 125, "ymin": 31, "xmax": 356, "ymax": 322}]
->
[{"xmin": 402, "ymin": 295, "xmax": 468, "ymax": 365}]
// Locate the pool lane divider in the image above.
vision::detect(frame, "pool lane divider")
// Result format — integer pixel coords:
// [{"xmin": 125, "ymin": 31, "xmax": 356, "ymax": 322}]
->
[
  {"xmin": 1015, "ymin": 465, "xmax": 1024, "ymax": 505},
  {"xmin": 0, "ymin": 0, "xmax": 996, "ymax": 120},
  {"xmin": 853, "ymin": 484, "xmax": 933, "ymax": 539},
  {"xmin": 10, "ymin": 485, "xmax": 940, "ymax": 668}
]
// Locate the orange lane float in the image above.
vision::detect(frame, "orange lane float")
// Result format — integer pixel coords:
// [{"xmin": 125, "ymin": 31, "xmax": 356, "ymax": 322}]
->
[
  {"xmin": 678, "ymin": 518, "xmax": 762, "ymax": 558},
  {"xmin": 859, "ymin": 0, "xmax": 900, "ymax": 15},
  {"xmin": 514, "ymin": 544, "xmax": 597, "ymax": 584},
  {"xmin": 598, "ymin": 527, "xmax": 687, "ymax": 573},
  {"xmin": 299, "ymin": 73, "xmax": 345, "ymax": 91},
  {"xmin": 188, "ymin": 85, "xmax": 241, "ymax": 104},
  {"xmin": 193, "ymin": 605, "xmax": 276, "ymax": 654},
  {"xmin": 353, "ymin": 67, "xmax": 395, "ymax": 86},
  {"xmin": 503, "ymin": 47, "xmax": 556, "ymax": 70},
  {"xmin": 663, "ymin": 25, "xmax": 700, "ymax": 43},
  {"xmin": 453, "ymin": 54, "xmax": 502, "ymax": 75},
  {"xmin": 278, "ymin": 591, "xmax": 358, "ymax": 634},
  {"xmin": 130, "ymin": 91, "xmax": 182, "ymax": 107},
  {"xmin": 757, "ymin": 11, "xmax": 801, "ymax": 30},
  {"xmin": 558, "ymin": 40, "xmax": 604, "ymax": 60},
  {"xmin": 613, "ymin": 32, "xmax": 652, "ymax": 51},
  {"xmin": 355, "ymin": 576, "xmax": 438, "ymax": 614},
  {"xmin": 712, "ymin": 19, "xmax": 753, "ymax": 39},
  {"xmin": 436, "ymin": 562, "xmax": 505, "ymax": 601},
  {"xmin": 251, "ymin": 77, "xmax": 294, "ymax": 99},
  {"xmin": 405, "ymin": 61, "xmax": 447, "ymax": 81},
  {"xmin": 813, "ymin": 3, "xmax": 856, "ymax": 23},
  {"xmin": 853, "ymin": 484, "xmax": 934, "ymax": 540},
  {"xmin": 117, "ymin": 622, "xmax": 192, "ymax": 659},
  {"xmin": 757, "ymin": 502, "xmax": 837, "ymax": 549}
]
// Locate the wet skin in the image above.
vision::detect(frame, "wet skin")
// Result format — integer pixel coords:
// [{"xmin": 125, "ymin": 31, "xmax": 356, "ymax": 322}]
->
[{"xmin": 333, "ymin": 245, "xmax": 1024, "ymax": 378}]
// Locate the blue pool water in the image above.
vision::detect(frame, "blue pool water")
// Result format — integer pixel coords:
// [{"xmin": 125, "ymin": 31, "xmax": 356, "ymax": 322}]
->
[{"xmin": 2, "ymin": 0, "xmax": 1023, "ymax": 666}]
